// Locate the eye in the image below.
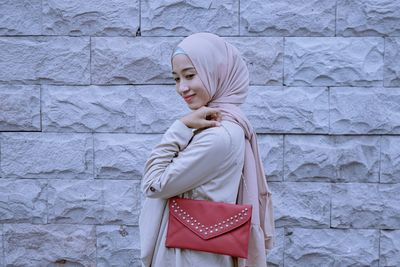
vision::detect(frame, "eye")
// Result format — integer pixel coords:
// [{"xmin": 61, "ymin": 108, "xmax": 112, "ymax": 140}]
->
[
  {"xmin": 173, "ymin": 77, "xmax": 180, "ymax": 82},
  {"xmin": 186, "ymin": 74, "xmax": 195, "ymax": 79}
]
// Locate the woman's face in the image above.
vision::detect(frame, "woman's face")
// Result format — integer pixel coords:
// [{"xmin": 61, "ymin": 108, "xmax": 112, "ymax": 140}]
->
[{"xmin": 172, "ymin": 54, "xmax": 210, "ymax": 110}]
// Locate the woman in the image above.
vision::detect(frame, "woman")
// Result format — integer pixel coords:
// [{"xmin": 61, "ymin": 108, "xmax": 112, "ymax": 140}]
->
[{"xmin": 140, "ymin": 32, "xmax": 275, "ymax": 267}]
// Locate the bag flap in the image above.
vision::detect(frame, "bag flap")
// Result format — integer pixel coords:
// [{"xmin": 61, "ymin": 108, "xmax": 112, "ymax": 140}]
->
[{"xmin": 169, "ymin": 197, "xmax": 252, "ymax": 240}]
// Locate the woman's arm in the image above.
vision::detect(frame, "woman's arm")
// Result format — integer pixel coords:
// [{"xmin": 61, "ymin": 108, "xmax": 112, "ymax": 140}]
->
[{"xmin": 141, "ymin": 119, "xmax": 229, "ymax": 199}]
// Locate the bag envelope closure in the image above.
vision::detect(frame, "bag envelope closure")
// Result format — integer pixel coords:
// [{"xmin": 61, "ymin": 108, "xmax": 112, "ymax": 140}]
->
[{"xmin": 169, "ymin": 197, "xmax": 252, "ymax": 240}]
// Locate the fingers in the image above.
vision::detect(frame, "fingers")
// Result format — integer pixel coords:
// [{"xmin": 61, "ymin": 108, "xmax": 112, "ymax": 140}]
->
[{"xmin": 204, "ymin": 107, "xmax": 221, "ymax": 121}]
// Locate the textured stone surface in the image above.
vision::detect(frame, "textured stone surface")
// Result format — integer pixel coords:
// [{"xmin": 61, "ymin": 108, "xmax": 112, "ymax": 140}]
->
[
  {"xmin": 0, "ymin": 179, "xmax": 46, "ymax": 224},
  {"xmin": 242, "ymin": 86, "xmax": 329, "ymax": 133},
  {"xmin": 0, "ymin": 85, "xmax": 40, "ymax": 131},
  {"xmin": 97, "ymin": 225, "xmax": 140, "ymax": 267},
  {"xmin": 0, "ymin": 225, "xmax": 2, "ymax": 267},
  {"xmin": 330, "ymin": 87, "xmax": 400, "ymax": 134},
  {"xmin": 225, "ymin": 37, "xmax": 283, "ymax": 85},
  {"xmin": 285, "ymin": 228, "xmax": 379, "ymax": 266},
  {"xmin": 240, "ymin": 0, "xmax": 335, "ymax": 36},
  {"xmin": 380, "ymin": 230, "xmax": 400, "ymax": 267},
  {"xmin": 102, "ymin": 180, "xmax": 142, "ymax": 224},
  {"xmin": 47, "ymin": 180, "xmax": 103, "ymax": 224},
  {"xmin": 266, "ymin": 227, "xmax": 284, "ymax": 267},
  {"xmin": 332, "ymin": 183, "xmax": 400, "ymax": 229},
  {"xmin": 135, "ymin": 85, "xmax": 189, "ymax": 133},
  {"xmin": 381, "ymin": 136, "xmax": 400, "ymax": 183},
  {"xmin": 94, "ymin": 134, "xmax": 161, "ymax": 179},
  {"xmin": 92, "ymin": 37, "xmax": 181, "ymax": 84},
  {"xmin": 1, "ymin": 133, "xmax": 93, "ymax": 179},
  {"xmin": 284, "ymin": 37, "xmax": 384, "ymax": 86},
  {"xmin": 42, "ymin": 85, "xmax": 136, "ymax": 132},
  {"xmin": 48, "ymin": 180, "xmax": 141, "ymax": 224},
  {"xmin": 284, "ymin": 135, "xmax": 380, "ymax": 182},
  {"xmin": 258, "ymin": 135, "xmax": 283, "ymax": 182},
  {"xmin": 42, "ymin": 0, "xmax": 139, "ymax": 36},
  {"xmin": 0, "ymin": 0, "xmax": 41, "ymax": 35},
  {"xmin": 141, "ymin": 0, "xmax": 238, "ymax": 36},
  {"xmin": 3, "ymin": 224, "xmax": 96, "ymax": 266},
  {"xmin": 269, "ymin": 182, "xmax": 330, "ymax": 227},
  {"xmin": 337, "ymin": 0, "xmax": 400, "ymax": 36},
  {"xmin": 0, "ymin": 37, "xmax": 90, "ymax": 84},
  {"xmin": 384, "ymin": 37, "xmax": 400, "ymax": 86}
]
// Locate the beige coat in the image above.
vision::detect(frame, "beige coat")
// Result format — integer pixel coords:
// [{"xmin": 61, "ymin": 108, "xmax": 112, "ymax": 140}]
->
[{"xmin": 140, "ymin": 119, "xmax": 246, "ymax": 267}]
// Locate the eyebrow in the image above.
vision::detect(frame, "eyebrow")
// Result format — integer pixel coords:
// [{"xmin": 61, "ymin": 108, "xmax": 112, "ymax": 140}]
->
[{"xmin": 172, "ymin": 67, "xmax": 195, "ymax": 75}]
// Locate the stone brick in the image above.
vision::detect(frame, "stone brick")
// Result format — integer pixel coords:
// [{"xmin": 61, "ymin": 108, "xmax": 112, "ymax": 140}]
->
[
  {"xmin": 0, "ymin": 224, "xmax": 2, "ymax": 267},
  {"xmin": 381, "ymin": 136, "xmax": 400, "ymax": 183},
  {"xmin": 269, "ymin": 182, "xmax": 330, "ymax": 227},
  {"xmin": 380, "ymin": 230, "xmax": 400, "ymax": 267},
  {"xmin": 225, "ymin": 37, "xmax": 283, "ymax": 85},
  {"xmin": 94, "ymin": 133, "xmax": 161, "ymax": 179},
  {"xmin": 97, "ymin": 225, "xmax": 141, "ymax": 267},
  {"xmin": 266, "ymin": 227, "xmax": 284, "ymax": 267},
  {"xmin": 1, "ymin": 133, "xmax": 93, "ymax": 179},
  {"xmin": 331, "ymin": 183, "xmax": 400, "ymax": 229},
  {"xmin": 240, "ymin": 0, "xmax": 335, "ymax": 36},
  {"xmin": 0, "ymin": 37, "xmax": 90, "ymax": 84},
  {"xmin": 3, "ymin": 224, "xmax": 96, "ymax": 266},
  {"xmin": 48, "ymin": 180, "xmax": 141, "ymax": 225},
  {"xmin": 0, "ymin": 0, "xmax": 41, "ymax": 35},
  {"xmin": 284, "ymin": 135, "xmax": 380, "ymax": 182},
  {"xmin": 42, "ymin": 85, "xmax": 136, "ymax": 132},
  {"xmin": 337, "ymin": 0, "xmax": 400, "ymax": 36},
  {"xmin": 384, "ymin": 37, "xmax": 400, "ymax": 86},
  {"xmin": 258, "ymin": 135, "xmax": 283, "ymax": 182},
  {"xmin": 0, "ymin": 84, "xmax": 40, "ymax": 131},
  {"xmin": 242, "ymin": 86, "xmax": 329, "ymax": 133},
  {"xmin": 47, "ymin": 180, "xmax": 103, "ymax": 224},
  {"xmin": 284, "ymin": 37, "xmax": 384, "ymax": 86},
  {"xmin": 330, "ymin": 87, "xmax": 400, "ymax": 134},
  {"xmin": 91, "ymin": 37, "xmax": 181, "ymax": 84},
  {"xmin": 141, "ymin": 0, "xmax": 238, "ymax": 36},
  {"xmin": 135, "ymin": 85, "xmax": 189, "ymax": 133},
  {"xmin": 42, "ymin": 0, "xmax": 139, "ymax": 36},
  {"xmin": 0, "ymin": 179, "xmax": 47, "ymax": 224},
  {"xmin": 285, "ymin": 228, "xmax": 379, "ymax": 266},
  {"xmin": 102, "ymin": 180, "xmax": 142, "ymax": 225}
]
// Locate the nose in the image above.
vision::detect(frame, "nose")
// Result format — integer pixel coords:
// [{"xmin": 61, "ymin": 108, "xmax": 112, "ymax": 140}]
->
[{"xmin": 178, "ymin": 82, "xmax": 190, "ymax": 94}]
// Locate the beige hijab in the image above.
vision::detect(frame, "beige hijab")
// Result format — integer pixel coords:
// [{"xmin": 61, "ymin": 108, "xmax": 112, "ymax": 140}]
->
[
  {"xmin": 139, "ymin": 32, "xmax": 275, "ymax": 267},
  {"xmin": 176, "ymin": 32, "xmax": 275, "ymax": 266}
]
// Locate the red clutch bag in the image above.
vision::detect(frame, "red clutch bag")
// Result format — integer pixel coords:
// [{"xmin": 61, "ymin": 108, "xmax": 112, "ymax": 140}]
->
[{"xmin": 165, "ymin": 197, "xmax": 252, "ymax": 258}]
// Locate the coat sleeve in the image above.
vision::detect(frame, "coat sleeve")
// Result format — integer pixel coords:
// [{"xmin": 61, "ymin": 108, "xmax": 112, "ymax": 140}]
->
[{"xmin": 141, "ymin": 119, "xmax": 230, "ymax": 199}]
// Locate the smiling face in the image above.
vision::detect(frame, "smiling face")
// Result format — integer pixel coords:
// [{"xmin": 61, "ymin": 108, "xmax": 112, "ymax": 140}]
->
[{"xmin": 172, "ymin": 54, "xmax": 210, "ymax": 110}]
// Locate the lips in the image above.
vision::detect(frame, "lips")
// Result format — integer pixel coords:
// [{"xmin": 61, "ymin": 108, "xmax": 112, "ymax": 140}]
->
[{"xmin": 183, "ymin": 94, "xmax": 195, "ymax": 102}]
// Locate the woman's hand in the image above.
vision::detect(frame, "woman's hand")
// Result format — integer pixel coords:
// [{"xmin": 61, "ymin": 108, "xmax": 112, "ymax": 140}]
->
[{"xmin": 180, "ymin": 106, "xmax": 222, "ymax": 129}]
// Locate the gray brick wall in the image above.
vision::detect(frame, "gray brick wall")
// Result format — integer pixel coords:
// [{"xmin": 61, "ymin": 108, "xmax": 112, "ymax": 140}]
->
[{"xmin": 0, "ymin": 0, "xmax": 399, "ymax": 266}]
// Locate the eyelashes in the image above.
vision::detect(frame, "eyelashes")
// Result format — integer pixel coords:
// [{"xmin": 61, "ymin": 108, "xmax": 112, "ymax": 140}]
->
[{"xmin": 173, "ymin": 74, "xmax": 195, "ymax": 82}]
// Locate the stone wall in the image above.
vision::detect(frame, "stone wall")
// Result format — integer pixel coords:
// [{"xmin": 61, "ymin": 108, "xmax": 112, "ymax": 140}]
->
[{"xmin": 1, "ymin": 0, "xmax": 400, "ymax": 266}]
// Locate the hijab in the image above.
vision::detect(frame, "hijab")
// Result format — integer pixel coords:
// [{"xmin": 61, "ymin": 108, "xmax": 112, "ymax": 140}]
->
[{"xmin": 175, "ymin": 32, "xmax": 275, "ymax": 267}]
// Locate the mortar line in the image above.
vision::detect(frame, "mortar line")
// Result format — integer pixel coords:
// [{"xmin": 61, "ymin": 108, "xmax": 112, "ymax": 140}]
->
[
  {"xmin": 328, "ymin": 86, "xmax": 331, "ymax": 134},
  {"xmin": 238, "ymin": 0, "xmax": 240, "ymax": 35},
  {"xmin": 378, "ymin": 135, "xmax": 382, "ymax": 183},
  {"xmin": 383, "ymin": 37, "xmax": 386, "ymax": 87},
  {"xmin": 282, "ymin": 37, "xmax": 285, "ymax": 86},
  {"xmin": 89, "ymin": 36, "xmax": 92, "ymax": 85},
  {"xmin": 282, "ymin": 135, "xmax": 285, "ymax": 182},
  {"xmin": 335, "ymin": 0, "xmax": 338, "ymax": 36}
]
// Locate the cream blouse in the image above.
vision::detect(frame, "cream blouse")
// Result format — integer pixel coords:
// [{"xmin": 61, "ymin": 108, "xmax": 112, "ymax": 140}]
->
[{"xmin": 140, "ymin": 119, "xmax": 246, "ymax": 267}]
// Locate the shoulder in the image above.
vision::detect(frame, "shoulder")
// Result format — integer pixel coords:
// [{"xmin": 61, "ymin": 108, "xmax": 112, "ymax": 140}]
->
[{"xmin": 191, "ymin": 120, "xmax": 244, "ymax": 153}]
